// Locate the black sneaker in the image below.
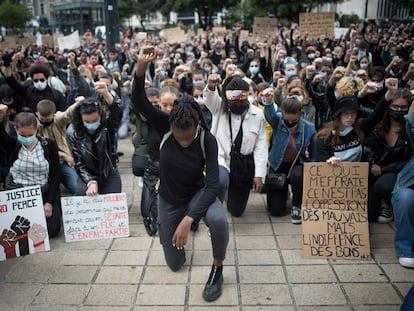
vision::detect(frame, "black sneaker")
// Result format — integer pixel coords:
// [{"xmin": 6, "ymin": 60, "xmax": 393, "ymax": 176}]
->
[
  {"xmin": 291, "ymin": 206, "xmax": 302, "ymax": 224},
  {"xmin": 202, "ymin": 265, "xmax": 223, "ymax": 302},
  {"xmin": 378, "ymin": 204, "xmax": 393, "ymax": 224}
]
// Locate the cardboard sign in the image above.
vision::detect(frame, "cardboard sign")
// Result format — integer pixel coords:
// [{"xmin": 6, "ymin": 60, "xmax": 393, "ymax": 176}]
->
[
  {"xmin": 212, "ymin": 26, "xmax": 227, "ymax": 40},
  {"xmin": 163, "ymin": 27, "xmax": 185, "ymax": 44},
  {"xmin": 253, "ymin": 17, "xmax": 278, "ymax": 42},
  {"xmin": 57, "ymin": 30, "xmax": 81, "ymax": 51},
  {"xmin": 17, "ymin": 36, "xmax": 36, "ymax": 47},
  {"xmin": 0, "ymin": 185, "xmax": 50, "ymax": 261},
  {"xmin": 302, "ymin": 162, "xmax": 371, "ymax": 260},
  {"xmin": 134, "ymin": 32, "xmax": 147, "ymax": 40},
  {"xmin": 299, "ymin": 12, "xmax": 335, "ymax": 39},
  {"xmin": 61, "ymin": 193, "xmax": 129, "ymax": 242}
]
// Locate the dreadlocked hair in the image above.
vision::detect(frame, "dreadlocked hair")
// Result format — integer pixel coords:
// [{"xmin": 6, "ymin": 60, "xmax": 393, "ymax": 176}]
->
[{"xmin": 169, "ymin": 93, "xmax": 209, "ymax": 130}]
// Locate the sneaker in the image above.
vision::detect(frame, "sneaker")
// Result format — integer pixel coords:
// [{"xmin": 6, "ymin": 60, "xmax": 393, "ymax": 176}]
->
[
  {"xmin": 291, "ymin": 206, "xmax": 302, "ymax": 224},
  {"xmin": 202, "ymin": 265, "xmax": 223, "ymax": 301},
  {"xmin": 378, "ymin": 204, "xmax": 393, "ymax": 224},
  {"xmin": 399, "ymin": 257, "xmax": 414, "ymax": 269}
]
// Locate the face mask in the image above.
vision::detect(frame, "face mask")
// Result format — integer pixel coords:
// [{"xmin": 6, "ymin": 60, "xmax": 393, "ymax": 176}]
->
[
  {"xmin": 291, "ymin": 95, "xmax": 304, "ymax": 102},
  {"xmin": 85, "ymin": 78, "xmax": 91, "ymax": 84},
  {"xmin": 376, "ymin": 82, "xmax": 384, "ymax": 90},
  {"xmin": 250, "ymin": 66, "xmax": 259, "ymax": 75},
  {"xmin": 229, "ymin": 104, "xmax": 248, "ymax": 115},
  {"xmin": 17, "ymin": 133, "xmax": 37, "ymax": 146},
  {"xmin": 307, "ymin": 53, "xmax": 315, "ymax": 59},
  {"xmin": 283, "ymin": 119, "xmax": 298, "ymax": 128},
  {"xmin": 325, "ymin": 57, "xmax": 332, "ymax": 63},
  {"xmin": 194, "ymin": 96, "xmax": 205, "ymax": 105},
  {"xmin": 2, "ymin": 99, "xmax": 13, "ymax": 105},
  {"xmin": 204, "ymin": 66, "xmax": 211, "ymax": 72},
  {"xmin": 388, "ymin": 109, "xmax": 406, "ymax": 121},
  {"xmin": 40, "ymin": 119, "xmax": 54, "ymax": 127},
  {"xmin": 193, "ymin": 79, "xmax": 205, "ymax": 86},
  {"xmin": 355, "ymin": 39, "xmax": 361, "ymax": 46},
  {"xmin": 318, "ymin": 72, "xmax": 327, "ymax": 79},
  {"xmin": 357, "ymin": 51, "xmax": 366, "ymax": 59},
  {"xmin": 33, "ymin": 80, "xmax": 47, "ymax": 91},
  {"xmin": 334, "ymin": 90, "xmax": 341, "ymax": 100},
  {"xmin": 248, "ymin": 95, "xmax": 255, "ymax": 105},
  {"xmin": 84, "ymin": 121, "xmax": 101, "ymax": 131},
  {"xmin": 159, "ymin": 70, "xmax": 166, "ymax": 79},
  {"xmin": 285, "ymin": 70, "xmax": 297, "ymax": 78},
  {"xmin": 360, "ymin": 63, "xmax": 368, "ymax": 69},
  {"xmin": 339, "ymin": 126, "xmax": 353, "ymax": 136},
  {"xmin": 300, "ymin": 62, "xmax": 308, "ymax": 68}
]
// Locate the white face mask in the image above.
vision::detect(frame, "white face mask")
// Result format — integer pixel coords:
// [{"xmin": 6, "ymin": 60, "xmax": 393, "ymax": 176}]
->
[
  {"xmin": 33, "ymin": 80, "xmax": 47, "ymax": 91},
  {"xmin": 248, "ymin": 95, "xmax": 255, "ymax": 105},
  {"xmin": 360, "ymin": 63, "xmax": 368, "ymax": 69}
]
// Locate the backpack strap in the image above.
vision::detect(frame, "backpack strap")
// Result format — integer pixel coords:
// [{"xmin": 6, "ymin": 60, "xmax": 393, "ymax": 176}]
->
[
  {"xmin": 38, "ymin": 136, "xmax": 51, "ymax": 163},
  {"xmin": 160, "ymin": 128, "xmax": 206, "ymax": 161}
]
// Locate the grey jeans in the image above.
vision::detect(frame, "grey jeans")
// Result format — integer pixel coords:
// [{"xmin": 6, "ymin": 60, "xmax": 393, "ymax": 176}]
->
[{"xmin": 158, "ymin": 188, "xmax": 229, "ymax": 271}]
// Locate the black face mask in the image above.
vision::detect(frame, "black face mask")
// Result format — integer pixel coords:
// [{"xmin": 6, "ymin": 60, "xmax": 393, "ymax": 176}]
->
[
  {"xmin": 284, "ymin": 119, "xmax": 298, "ymax": 128},
  {"xmin": 40, "ymin": 119, "xmax": 54, "ymax": 127},
  {"xmin": 388, "ymin": 110, "xmax": 406, "ymax": 121},
  {"xmin": 229, "ymin": 104, "xmax": 248, "ymax": 115}
]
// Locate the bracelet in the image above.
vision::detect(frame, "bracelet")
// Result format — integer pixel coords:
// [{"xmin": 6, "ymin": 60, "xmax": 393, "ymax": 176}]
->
[
  {"xmin": 33, "ymin": 240, "xmax": 45, "ymax": 248},
  {"xmin": 87, "ymin": 180, "xmax": 97, "ymax": 187},
  {"xmin": 17, "ymin": 233, "xmax": 28, "ymax": 240}
]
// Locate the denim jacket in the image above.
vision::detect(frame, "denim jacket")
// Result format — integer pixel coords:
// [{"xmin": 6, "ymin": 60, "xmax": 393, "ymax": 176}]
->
[
  {"xmin": 393, "ymin": 114, "xmax": 414, "ymax": 192},
  {"xmin": 264, "ymin": 103, "xmax": 316, "ymax": 171}
]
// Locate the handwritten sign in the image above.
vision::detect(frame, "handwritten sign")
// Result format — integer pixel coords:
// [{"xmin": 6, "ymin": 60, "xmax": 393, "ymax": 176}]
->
[
  {"xmin": 57, "ymin": 30, "xmax": 81, "ymax": 51},
  {"xmin": 212, "ymin": 27, "xmax": 227, "ymax": 40},
  {"xmin": 299, "ymin": 12, "xmax": 335, "ymax": 39},
  {"xmin": 253, "ymin": 17, "xmax": 278, "ymax": 42},
  {"xmin": 0, "ymin": 185, "xmax": 50, "ymax": 261},
  {"xmin": 302, "ymin": 162, "xmax": 370, "ymax": 260},
  {"xmin": 61, "ymin": 193, "xmax": 129, "ymax": 242},
  {"xmin": 163, "ymin": 27, "xmax": 185, "ymax": 44}
]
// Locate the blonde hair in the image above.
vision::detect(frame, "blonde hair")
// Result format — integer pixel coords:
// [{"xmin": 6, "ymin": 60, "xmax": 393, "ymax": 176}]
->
[{"xmin": 336, "ymin": 76, "xmax": 364, "ymax": 97}]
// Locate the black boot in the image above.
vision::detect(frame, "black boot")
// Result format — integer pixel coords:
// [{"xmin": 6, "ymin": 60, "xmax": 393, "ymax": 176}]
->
[{"xmin": 202, "ymin": 265, "xmax": 223, "ymax": 301}]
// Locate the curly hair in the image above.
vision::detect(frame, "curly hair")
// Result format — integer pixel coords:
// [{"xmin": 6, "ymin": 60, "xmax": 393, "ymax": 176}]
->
[
  {"xmin": 336, "ymin": 76, "xmax": 364, "ymax": 97},
  {"xmin": 28, "ymin": 64, "xmax": 50, "ymax": 79}
]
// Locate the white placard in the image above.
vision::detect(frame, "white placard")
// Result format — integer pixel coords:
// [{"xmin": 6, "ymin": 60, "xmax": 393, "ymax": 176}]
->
[
  {"xmin": 61, "ymin": 193, "xmax": 129, "ymax": 242},
  {"xmin": 0, "ymin": 185, "xmax": 50, "ymax": 261},
  {"xmin": 57, "ymin": 30, "xmax": 81, "ymax": 51}
]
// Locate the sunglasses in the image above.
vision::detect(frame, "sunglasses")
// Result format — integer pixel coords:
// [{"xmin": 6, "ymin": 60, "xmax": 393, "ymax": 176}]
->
[{"xmin": 33, "ymin": 78, "xmax": 45, "ymax": 83}]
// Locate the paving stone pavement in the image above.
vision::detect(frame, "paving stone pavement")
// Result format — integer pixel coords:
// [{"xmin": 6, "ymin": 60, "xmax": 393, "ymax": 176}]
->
[{"xmin": 0, "ymin": 137, "xmax": 412, "ymax": 310}]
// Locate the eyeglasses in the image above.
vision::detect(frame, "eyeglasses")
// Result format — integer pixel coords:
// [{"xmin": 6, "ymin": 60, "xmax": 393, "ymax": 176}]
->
[
  {"xmin": 33, "ymin": 78, "xmax": 45, "ymax": 83},
  {"xmin": 390, "ymin": 104, "xmax": 409, "ymax": 111}
]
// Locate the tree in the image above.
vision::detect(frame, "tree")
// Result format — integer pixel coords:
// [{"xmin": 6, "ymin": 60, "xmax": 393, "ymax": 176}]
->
[
  {"xmin": 153, "ymin": 0, "xmax": 239, "ymax": 30},
  {"xmin": 118, "ymin": 0, "xmax": 157, "ymax": 30},
  {"xmin": 0, "ymin": 0, "xmax": 31, "ymax": 33}
]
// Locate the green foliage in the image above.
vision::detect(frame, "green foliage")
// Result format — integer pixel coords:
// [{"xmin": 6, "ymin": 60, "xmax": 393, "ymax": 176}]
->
[
  {"xmin": 0, "ymin": 0, "xmax": 31, "ymax": 32},
  {"xmin": 338, "ymin": 14, "xmax": 362, "ymax": 27}
]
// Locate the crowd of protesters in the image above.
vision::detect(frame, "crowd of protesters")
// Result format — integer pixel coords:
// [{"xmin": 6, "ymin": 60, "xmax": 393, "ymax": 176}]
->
[{"xmin": 2, "ymin": 18, "xmax": 414, "ymax": 302}]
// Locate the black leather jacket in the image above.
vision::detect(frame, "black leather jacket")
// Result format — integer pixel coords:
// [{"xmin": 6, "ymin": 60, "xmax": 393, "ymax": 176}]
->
[
  {"xmin": 70, "ymin": 105, "xmax": 121, "ymax": 185},
  {"xmin": 365, "ymin": 128, "xmax": 413, "ymax": 174}
]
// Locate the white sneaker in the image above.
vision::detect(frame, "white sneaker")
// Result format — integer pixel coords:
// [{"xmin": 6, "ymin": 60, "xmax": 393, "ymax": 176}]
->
[
  {"xmin": 399, "ymin": 257, "xmax": 414, "ymax": 268},
  {"xmin": 291, "ymin": 206, "xmax": 302, "ymax": 224}
]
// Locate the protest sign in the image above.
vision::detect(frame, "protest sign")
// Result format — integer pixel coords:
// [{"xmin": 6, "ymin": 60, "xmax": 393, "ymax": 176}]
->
[
  {"xmin": 57, "ymin": 30, "xmax": 81, "ymax": 51},
  {"xmin": 212, "ymin": 26, "xmax": 227, "ymax": 40},
  {"xmin": 0, "ymin": 185, "xmax": 50, "ymax": 261},
  {"xmin": 17, "ymin": 36, "xmax": 36, "ymax": 47},
  {"xmin": 134, "ymin": 32, "xmax": 147, "ymax": 40},
  {"xmin": 302, "ymin": 162, "xmax": 371, "ymax": 260},
  {"xmin": 253, "ymin": 17, "xmax": 278, "ymax": 42},
  {"xmin": 299, "ymin": 12, "xmax": 335, "ymax": 39},
  {"xmin": 163, "ymin": 27, "xmax": 185, "ymax": 44},
  {"xmin": 61, "ymin": 193, "xmax": 129, "ymax": 242}
]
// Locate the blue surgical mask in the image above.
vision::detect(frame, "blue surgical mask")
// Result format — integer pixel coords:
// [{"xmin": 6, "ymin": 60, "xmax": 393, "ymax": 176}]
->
[
  {"xmin": 204, "ymin": 66, "xmax": 211, "ymax": 72},
  {"xmin": 229, "ymin": 104, "xmax": 248, "ymax": 115},
  {"xmin": 17, "ymin": 133, "xmax": 37, "ymax": 146},
  {"xmin": 250, "ymin": 66, "xmax": 259, "ymax": 75},
  {"xmin": 159, "ymin": 70, "xmax": 166, "ymax": 79},
  {"xmin": 84, "ymin": 121, "xmax": 101, "ymax": 131},
  {"xmin": 285, "ymin": 70, "xmax": 297, "ymax": 78},
  {"xmin": 319, "ymin": 71, "xmax": 327, "ymax": 79},
  {"xmin": 193, "ymin": 79, "xmax": 205, "ymax": 86},
  {"xmin": 376, "ymin": 82, "xmax": 384, "ymax": 90}
]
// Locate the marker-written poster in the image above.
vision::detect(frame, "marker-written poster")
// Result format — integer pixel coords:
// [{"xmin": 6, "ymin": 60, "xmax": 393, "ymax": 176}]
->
[
  {"xmin": 61, "ymin": 193, "xmax": 129, "ymax": 243},
  {"xmin": 302, "ymin": 162, "xmax": 371, "ymax": 260},
  {"xmin": 0, "ymin": 185, "xmax": 50, "ymax": 261}
]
